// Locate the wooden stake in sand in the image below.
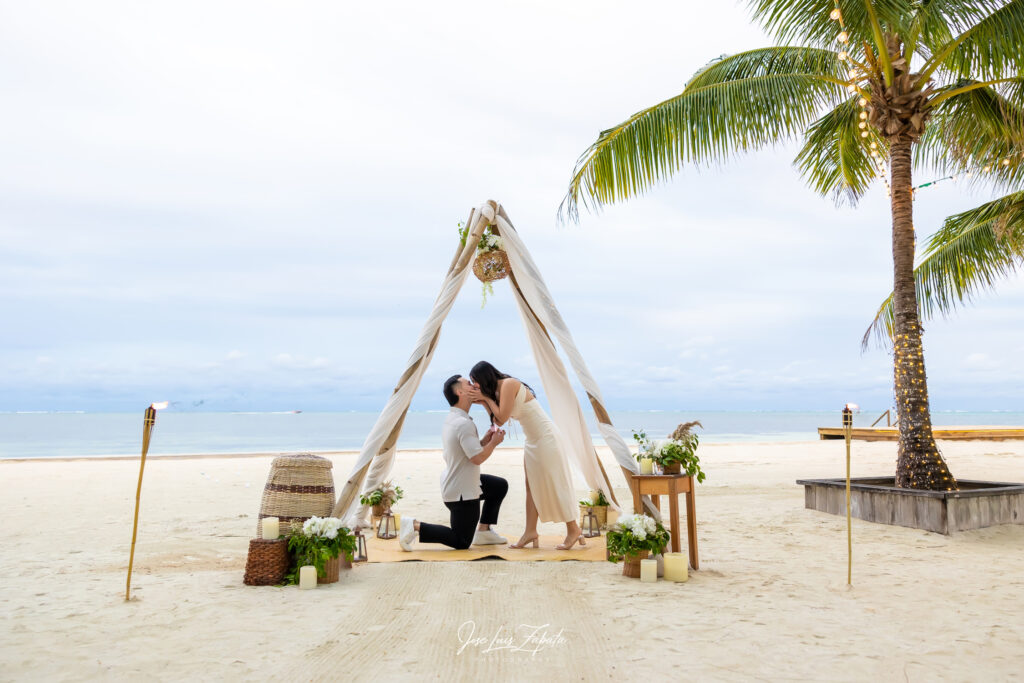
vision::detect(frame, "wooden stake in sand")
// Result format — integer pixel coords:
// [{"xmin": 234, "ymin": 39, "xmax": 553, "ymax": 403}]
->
[
  {"xmin": 125, "ymin": 402, "xmax": 168, "ymax": 601},
  {"xmin": 843, "ymin": 404, "xmax": 856, "ymax": 586}
]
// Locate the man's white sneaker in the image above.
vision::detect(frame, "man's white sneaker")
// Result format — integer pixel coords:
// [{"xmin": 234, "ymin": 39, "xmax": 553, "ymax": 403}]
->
[
  {"xmin": 473, "ymin": 528, "xmax": 507, "ymax": 545},
  {"xmin": 399, "ymin": 517, "xmax": 417, "ymax": 551}
]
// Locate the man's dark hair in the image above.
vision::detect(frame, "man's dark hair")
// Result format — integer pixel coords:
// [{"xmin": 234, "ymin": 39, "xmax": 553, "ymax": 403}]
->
[{"xmin": 443, "ymin": 374, "xmax": 462, "ymax": 406}]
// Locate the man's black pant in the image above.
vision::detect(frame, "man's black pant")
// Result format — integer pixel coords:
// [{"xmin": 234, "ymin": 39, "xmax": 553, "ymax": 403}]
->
[{"xmin": 418, "ymin": 474, "xmax": 508, "ymax": 550}]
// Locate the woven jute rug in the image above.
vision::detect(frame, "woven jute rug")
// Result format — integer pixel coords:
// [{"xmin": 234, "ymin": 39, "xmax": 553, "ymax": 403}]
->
[{"xmin": 365, "ymin": 533, "xmax": 608, "ymax": 562}]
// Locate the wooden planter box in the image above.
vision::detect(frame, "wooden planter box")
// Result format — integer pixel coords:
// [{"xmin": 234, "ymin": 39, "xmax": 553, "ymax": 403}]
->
[{"xmin": 796, "ymin": 477, "xmax": 1024, "ymax": 535}]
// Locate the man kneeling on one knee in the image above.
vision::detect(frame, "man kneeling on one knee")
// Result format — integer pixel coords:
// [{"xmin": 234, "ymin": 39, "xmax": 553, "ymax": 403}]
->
[{"xmin": 400, "ymin": 374, "xmax": 508, "ymax": 551}]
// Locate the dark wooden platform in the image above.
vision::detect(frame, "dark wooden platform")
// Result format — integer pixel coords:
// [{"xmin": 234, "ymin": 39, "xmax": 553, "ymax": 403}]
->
[
  {"xmin": 796, "ymin": 477, "xmax": 1024, "ymax": 534},
  {"xmin": 817, "ymin": 426, "xmax": 1024, "ymax": 441}
]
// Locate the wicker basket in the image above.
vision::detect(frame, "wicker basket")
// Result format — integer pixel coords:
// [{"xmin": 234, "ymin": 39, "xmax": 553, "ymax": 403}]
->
[
  {"xmin": 662, "ymin": 462, "xmax": 682, "ymax": 475},
  {"xmin": 243, "ymin": 538, "xmax": 289, "ymax": 586},
  {"xmin": 622, "ymin": 550, "xmax": 651, "ymax": 578},
  {"xmin": 318, "ymin": 556, "xmax": 342, "ymax": 584},
  {"xmin": 472, "ymin": 249, "xmax": 510, "ymax": 283},
  {"xmin": 257, "ymin": 454, "xmax": 335, "ymax": 537}
]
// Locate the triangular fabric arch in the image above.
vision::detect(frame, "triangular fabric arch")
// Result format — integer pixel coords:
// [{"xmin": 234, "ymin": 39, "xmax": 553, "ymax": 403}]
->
[{"xmin": 332, "ymin": 200, "xmax": 647, "ymax": 526}]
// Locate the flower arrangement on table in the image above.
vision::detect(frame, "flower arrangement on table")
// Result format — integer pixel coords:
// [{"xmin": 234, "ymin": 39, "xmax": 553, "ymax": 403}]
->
[
  {"xmin": 458, "ymin": 220, "xmax": 509, "ymax": 307},
  {"xmin": 632, "ymin": 422, "xmax": 707, "ymax": 483},
  {"xmin": 579, "ymin": 489, "xmax": 611, "ymax": 526},
  {"xmin": 286, "ymin": 516, "xmax": 357, "ymax": 584},
  {"xmin": 359, "ymin": 480, "xmax": 404, "ymax": 517},
  {"xmin": 605, "ymin": 513, "xmax": 670, "ymax": 577}
]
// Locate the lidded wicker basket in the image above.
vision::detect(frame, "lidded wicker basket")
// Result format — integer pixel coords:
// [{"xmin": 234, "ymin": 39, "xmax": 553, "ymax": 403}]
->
[
  {"xmin": 257, "ymin": 453, "xmax": 335, "ymax": 537},
  {"xmin": 472, "ymin": 248, "xmax": 510, "ymax": 283}
]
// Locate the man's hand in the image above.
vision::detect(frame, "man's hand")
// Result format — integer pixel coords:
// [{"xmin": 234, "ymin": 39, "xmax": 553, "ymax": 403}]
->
[{"xmin": 492, "ymin": 429, "xmax": 506, "ymax": 445}]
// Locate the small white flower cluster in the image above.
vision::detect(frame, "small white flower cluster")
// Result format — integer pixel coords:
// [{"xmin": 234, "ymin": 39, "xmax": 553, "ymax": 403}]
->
[
  {"xmin": 615, "ymin": 513, "xmax": 658, "ymax": 540},
  {"xmin": 649, "ymin": 439, "xmax": 670, "ymax": 458},
  {"xmin": 303, "ymin": 516, "xmax": 344, "ymax": 540},
  {"xmin": 479, "ymin": 232, "xmax": 504, "ymax": 252}
]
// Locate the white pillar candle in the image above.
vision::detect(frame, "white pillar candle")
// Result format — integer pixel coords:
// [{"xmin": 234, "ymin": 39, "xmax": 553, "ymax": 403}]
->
[
  {"xmin": 393, "ymin": 513, "xmax": 402, "ymax": 533},
  {"xmin": 299, "ymin": 565, "xmax": 317, "ymax": 590},
  {"xmin": 261, "ymin": 517, "xmax": 279, "ymax": 540},
  {"xmin": 640, "ymin": 457, "xmax": 654, "ymax": 475},
  {"xmin": 663, "ymin": 552, "xmax": 689, "ymax": 582},
  {"xmin": 640, "ymin": 559, "xmax": 657, "ymax": 583}
]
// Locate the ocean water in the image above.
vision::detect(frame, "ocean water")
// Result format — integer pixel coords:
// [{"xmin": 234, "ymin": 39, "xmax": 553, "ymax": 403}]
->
[{"xmin": 3, "ymin": 409, "xmax": 1024, "ymax": 460}]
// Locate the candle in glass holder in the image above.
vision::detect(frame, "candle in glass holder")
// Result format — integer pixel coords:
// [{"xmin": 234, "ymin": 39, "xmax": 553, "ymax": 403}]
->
[
  {"xmin": 393, "ymin": 513, "xmax": 402, "ymax": 533},
  {"xmin": 299, "ymin": 565, "xmax": 317, "ymax": 590},
  {"xmin": 640, "ymin": 458, "xmax": 654, "ymax": 475},
  {"xmin": 261, "ymin": 517, "xmax": 279, "ymax": 540},
  {"xmin": 663, "ymin": 552, "xmax": 689, "ymax": 582},
  {"xmin": 640, "ymin": 559, "xmax": 657, "ymax": 583}
]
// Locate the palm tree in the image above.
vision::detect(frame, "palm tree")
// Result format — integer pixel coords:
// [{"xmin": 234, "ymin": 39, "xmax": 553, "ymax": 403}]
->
[
  {"xmin": 864, "ymin": 190, "xmax": 1024, "ymax": 345},
  {"xmin": 561, "ymin": 0, "xmax": 1024, "ymax": 491}
]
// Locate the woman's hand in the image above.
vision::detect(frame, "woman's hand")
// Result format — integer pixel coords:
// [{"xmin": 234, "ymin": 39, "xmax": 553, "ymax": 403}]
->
[{"xmin": 464, "ymin": 385, "xmax": 482, "ymax": 403}]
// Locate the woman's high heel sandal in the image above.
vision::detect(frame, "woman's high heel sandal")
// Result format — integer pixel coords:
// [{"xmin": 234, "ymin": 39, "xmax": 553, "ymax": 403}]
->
[
  {"xmin": 509, "ymin": 534, "xmax": 539, "ymax": 549},
  {"xmin": 556, "ymin": 530, "xmax": 586, "ymax": 550}
]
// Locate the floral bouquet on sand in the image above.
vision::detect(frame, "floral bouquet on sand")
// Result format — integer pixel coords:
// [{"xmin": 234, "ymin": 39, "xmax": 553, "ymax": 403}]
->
[
  {"xmin": 286, "ymin": 516, "xmax": 357, "ymax": 583},
  {"xmin": 605, "ymin": 513, "xmax": 670, "ymax": 563}
]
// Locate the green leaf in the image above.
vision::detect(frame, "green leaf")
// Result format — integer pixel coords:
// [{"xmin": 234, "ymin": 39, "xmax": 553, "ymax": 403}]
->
[
  {"xmin": 560, "ymin": 47, "xmax": 845, "ymax": 221},
  {"xmin": 863, "ymin": 190, "xmax": 1024, "ymax": 348},
  {"xmin": 795, "ymin": 96, "xmax": 886, "ymax": 203}
]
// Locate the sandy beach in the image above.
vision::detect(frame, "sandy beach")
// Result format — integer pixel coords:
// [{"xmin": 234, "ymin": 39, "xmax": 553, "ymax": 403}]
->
[{"xmin": 2, "ymin": 440, "xmax": 1023, "ymax": 681}]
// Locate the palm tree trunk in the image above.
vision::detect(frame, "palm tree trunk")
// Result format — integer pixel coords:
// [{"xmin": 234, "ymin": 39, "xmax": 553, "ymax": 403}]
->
[{"xmin": 889, "ymin": 139, "xmax": 957, "ymax": 490}]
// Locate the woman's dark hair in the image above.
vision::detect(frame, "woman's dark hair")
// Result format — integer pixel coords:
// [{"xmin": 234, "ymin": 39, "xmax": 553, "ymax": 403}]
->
[{"xmin": 469, "ymin": 361, "xmax": 535, "ymax": 422}]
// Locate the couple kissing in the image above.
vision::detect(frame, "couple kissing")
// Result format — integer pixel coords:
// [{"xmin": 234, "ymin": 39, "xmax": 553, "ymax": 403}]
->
[{"xmin": 399, "ymin": 361, "xmax": 586, "ymax": 552}]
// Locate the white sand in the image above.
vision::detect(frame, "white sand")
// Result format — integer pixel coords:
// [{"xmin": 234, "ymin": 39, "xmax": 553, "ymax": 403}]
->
[{"xmin": 2, "ymin": 440, "xmax": 1023, "ymax": 681}]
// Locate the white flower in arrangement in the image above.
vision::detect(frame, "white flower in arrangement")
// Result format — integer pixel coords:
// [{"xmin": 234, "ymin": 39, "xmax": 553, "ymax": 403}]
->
[
  {"xmin": 479, "ymin": 232, "xmax": 504, "ymax": 252},
  {"xmin": 302, "ymin": 516, "xmax": 345, "ymax": 538}
]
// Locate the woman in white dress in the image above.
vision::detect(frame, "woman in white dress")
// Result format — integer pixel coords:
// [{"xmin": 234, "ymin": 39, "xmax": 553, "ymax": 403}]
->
[{"xmin": 468, "ymin": 361, "xmax": 585, "ymax": 550}]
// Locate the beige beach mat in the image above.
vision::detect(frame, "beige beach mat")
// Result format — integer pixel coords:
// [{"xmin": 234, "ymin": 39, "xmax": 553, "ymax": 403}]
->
[{"xmin": 366, "ymin": 533, "xmax": 608, "ymax": 563}]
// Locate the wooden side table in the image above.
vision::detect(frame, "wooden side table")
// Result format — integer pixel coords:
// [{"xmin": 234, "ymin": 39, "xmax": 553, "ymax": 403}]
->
[{"xmin": 628, "ymin": 473, "xmax": 699, "ymax": 569}]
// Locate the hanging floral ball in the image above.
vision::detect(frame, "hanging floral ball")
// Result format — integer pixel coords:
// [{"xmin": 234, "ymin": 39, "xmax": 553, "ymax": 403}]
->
[{"xmin": 473, "ymin": 248, "xmax": 510, "ymax": 283}]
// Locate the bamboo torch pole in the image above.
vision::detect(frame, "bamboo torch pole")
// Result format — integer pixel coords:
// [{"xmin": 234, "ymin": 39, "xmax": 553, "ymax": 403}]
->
[
  {"xmin": 842, "ymin": 404, "xmax": 855, "ymax": 586},
  {"xmin": 126, "ymin": 402, "xmax": 167, "ymax": 601}
]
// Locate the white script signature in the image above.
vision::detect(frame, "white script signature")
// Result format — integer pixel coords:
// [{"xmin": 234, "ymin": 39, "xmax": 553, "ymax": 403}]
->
[{"xmin": 456, "ymin": 620, "xmax": 568, "ymax": 656}]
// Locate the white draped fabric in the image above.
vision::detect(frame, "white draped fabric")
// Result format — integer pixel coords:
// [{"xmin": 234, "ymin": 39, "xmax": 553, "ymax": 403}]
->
[{"xmin": 332, "ymin": 200, "xmax": 649, "ymax": 527}]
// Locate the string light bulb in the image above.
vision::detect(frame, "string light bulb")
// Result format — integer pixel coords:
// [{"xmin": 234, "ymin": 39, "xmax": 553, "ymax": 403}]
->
[
  {"xmin": 830, "ymin": 8, "xmax": 842, "ymax": 21},
  {"xmin": 859, "ymin": 111, "xmax": 868, "ymax": 120},
  {"xmin": 837, "ymin": 31, "xmax": 849, "ymax": 43},
  {"xmin": 858, "ymin": 97, "xmax": 867, "ymax": 107},
  {"xmin": 838, "ymin": 50, "xmax": 849, "ymax": 61}
]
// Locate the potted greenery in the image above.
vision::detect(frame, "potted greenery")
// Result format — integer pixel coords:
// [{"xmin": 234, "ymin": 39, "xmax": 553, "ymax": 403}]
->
[
  {"xmin": 287, "ymin": 516, "xmax": 357, "ymax": 585},
  {"xmin": 606, "ymin": 513, "xmax": 671, "ymax": 577},
  {"xmin": 359, "ymin": 480, "xmax": 404, "ymax": 517},
  {"xmin": 579, "ymin": 489, "xmax": 611, "ymax": 527}
]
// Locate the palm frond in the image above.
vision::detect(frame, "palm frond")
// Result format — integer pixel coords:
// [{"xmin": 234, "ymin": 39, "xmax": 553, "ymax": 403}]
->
[
  {"xmin": 795, "ymin": 97, "xmax": 887, "ymax": 203},
  {"xmin": 916, "ymin": 78, "xmax": 1024, "ymax": 190},
  {"xmin": 748, "ymin": 0, "xmax": 913, "ymax": 49},
  {"xmin": 862, "ymin": 190, "xmax": 1024, "ymax": 348},
  {"xmin": 561, "ymin": 47, "xmax": 845, "ymax": 221},
  {"xmin": 926, "ymin": 0, "xmax": 1024, "ymax": 79}
]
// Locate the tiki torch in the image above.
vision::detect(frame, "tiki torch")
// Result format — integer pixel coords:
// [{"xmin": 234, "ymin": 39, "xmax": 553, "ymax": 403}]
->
[
  {"xmin": 842, "ymin": 402, "xmax": 857, "ymax": 586},
  {"xmin": 125, "ymin": 401, "xmax": 168, "ymax": 601}
]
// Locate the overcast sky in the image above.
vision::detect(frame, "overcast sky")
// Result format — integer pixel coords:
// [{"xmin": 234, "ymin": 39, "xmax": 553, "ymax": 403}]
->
[{"xmin": 2, "ymin": 1, "xmax": 1021, "ymax": 413}]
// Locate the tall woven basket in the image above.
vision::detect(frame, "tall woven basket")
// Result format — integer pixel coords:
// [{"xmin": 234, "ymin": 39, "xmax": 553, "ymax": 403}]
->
[{"xmin": 257, "ymin": 454, "xmax": 335, "ymax": 537}]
